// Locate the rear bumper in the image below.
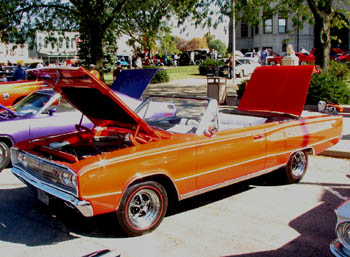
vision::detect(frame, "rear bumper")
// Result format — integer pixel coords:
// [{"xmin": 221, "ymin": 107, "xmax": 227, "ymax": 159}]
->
[
  {"xmin": 11, "ymin": 166, "xmax": 94, "ymax": 217},
  {"xmin": 330, "ymin": 239, "xmax": 350, "ymax": 257}
]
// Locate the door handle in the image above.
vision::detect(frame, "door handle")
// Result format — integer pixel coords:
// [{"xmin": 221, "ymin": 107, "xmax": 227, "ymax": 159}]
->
[{"xmin": 253, "ymin": 134, "xmax": 264, "ymax": 140}]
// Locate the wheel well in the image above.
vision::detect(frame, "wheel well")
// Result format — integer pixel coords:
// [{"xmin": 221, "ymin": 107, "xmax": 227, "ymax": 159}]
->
[
  {"xmin": 0, "ymin": 137, "xmax": 13, "ymax": 148},
  {"xmin": 304, "ymin": 148, "xmax": 314, "ymax": 155},
  {"xmin": 129, "ymin": 174, "xmax": 179, "ymax": 208}
]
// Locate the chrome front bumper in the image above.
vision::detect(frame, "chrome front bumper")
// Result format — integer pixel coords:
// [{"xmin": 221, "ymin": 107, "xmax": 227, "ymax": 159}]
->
[
  {"xmin": 11, "ymin": 166, "xmax": 94, "ymax": 217},
  {"xmin": 330, "ymin": 239, "xmax": 350, "ymax": 257}
]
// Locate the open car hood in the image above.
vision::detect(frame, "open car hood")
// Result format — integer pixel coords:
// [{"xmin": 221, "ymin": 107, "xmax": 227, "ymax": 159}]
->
[
  {"xmin": 110, "ymin": 69, "xmax": 159, "ymax": 99},
  {"xmin": 237, "ymin": 66, "xmax": 316, "ymax": 117},
  {"xmin": 28, "ymin": 67, "xmax": 157, "ymax": 136}
]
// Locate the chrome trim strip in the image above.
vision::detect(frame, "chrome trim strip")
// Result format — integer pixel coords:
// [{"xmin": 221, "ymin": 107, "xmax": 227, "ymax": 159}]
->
[
  {"xmin": 83, "ymin": 190, "xmax": 122, "ymax": 199},
  {"xmin": 81, "ymin": 132, "xmax": 339, "ymax": 176},
  {"xmin": 11, "ymin": 166, "xmax": 94, "ymax": 217},
  {"xmin": 175, "ymin": 135, "xmax": 338, "ymax": 183},
  {"xmin": 179, "ymin": 164, "xmax": 285, "ymax": 200}
]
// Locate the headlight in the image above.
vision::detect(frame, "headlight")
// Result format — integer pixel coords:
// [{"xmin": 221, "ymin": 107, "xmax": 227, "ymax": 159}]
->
[
  {"xmin": 60, "ymin": 171, "xmax": 76, "ymax": 188},
  {"xmin": 17, "ymin": 152, "xmax": 28, "ymax": 167},
  {"xmin": 337, "ymin": 222, "xmax": 350, "ymax": 250}
]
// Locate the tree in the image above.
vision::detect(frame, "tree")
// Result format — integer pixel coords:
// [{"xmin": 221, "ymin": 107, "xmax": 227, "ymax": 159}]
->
[
  {"xmin": 158, "ymin": 30, "xmax": 181, "ymax": 56},
  {"xmin": 205, "ymin": 33, "xmax": 227, "ymax": 56},
  {"xmin": 192, "ymin": 0, "xmax": 350, "ymax": 71},
  {"xmin": 186, "ymin": 37, "xmax": 208, "ymax": 50},
  {"xmin": 0, "ymin": 0, "xmax": 196, "ymax": 78}
]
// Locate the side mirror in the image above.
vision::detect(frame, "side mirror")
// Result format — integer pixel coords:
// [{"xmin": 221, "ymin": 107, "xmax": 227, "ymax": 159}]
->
[{"xmin": 48, "ymin": 107, "xmax": 57, "ymax": 116}]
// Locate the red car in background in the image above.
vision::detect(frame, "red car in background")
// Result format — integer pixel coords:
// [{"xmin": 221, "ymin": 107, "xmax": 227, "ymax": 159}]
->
[
  {"xmin": 295, "ymin": 48, "xmax": 315, "ymax": 65},
  {"xmin": 267, "ymin": 48, "xmax": 316, "ymax": 66}
]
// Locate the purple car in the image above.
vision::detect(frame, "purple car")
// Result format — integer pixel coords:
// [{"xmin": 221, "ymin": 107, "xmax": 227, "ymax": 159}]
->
[
  {"xmin": 0, "ymin": 89, "xmax": 93, "ymax": 171},
  {"xmin": 0, "ymin": 68, "xmax": 175, "ymax": 171}
]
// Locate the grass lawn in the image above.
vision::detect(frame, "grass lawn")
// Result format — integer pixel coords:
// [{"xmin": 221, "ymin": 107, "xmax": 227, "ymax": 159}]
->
[
  {"xmin": 163, "ymin": 65, "xmax": 204, "ymax": 81},
  {"xmin": 104, "ymin": 65, "xmax": 203, "ymax": 85}
]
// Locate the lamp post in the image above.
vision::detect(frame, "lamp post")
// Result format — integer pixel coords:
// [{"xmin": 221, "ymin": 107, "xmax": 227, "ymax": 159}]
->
[{"xmin": 232, "ymin": 0, "xmax": 236, "ymax": 89}]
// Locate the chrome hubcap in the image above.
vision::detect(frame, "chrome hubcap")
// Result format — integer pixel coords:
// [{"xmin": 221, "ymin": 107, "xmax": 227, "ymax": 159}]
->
[
  {"xmin": 127, "ymin": 188, "xmax": 161, "ymax": 229},
  {"xmin": 291, "ymin": 152, "xmax": 306, "ymax": 178}
]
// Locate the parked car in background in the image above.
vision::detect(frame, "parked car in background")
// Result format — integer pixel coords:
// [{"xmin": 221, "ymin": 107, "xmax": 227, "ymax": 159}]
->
[
  {"xmin": 236, "ymin": 58, "xmax": 261, "ymax": 77},
  {"xmin": 266, "ymin": 50, "xmax": 283, "ymax": 65},
  {"xmin": 178, "ymin": 49, "xmax": 209, "ymax": 66},
  {"xmin": 243, "ymin": 52, "xmax": 259, "ymax": 62},
  {"xmin": 11, "ymin": 66, "xmax": 342, "ymax": 237},
  {"xmin": 0, "ymin": 80, "xmax": 47, "ymax": 106},
  {"xmin": 0, "ymin": 89, "xmax": 92, "ymax": 171},
  {"xmin": 116, "ymin": 55, "xmax": 130, "ymax": 67},
  {"xmin": 330, "ymin": 198, "xmax": 350, "ymax": 256},
  {"xmin": 336, "ymin": 50, "xmax": 350, "ymax": 63}
]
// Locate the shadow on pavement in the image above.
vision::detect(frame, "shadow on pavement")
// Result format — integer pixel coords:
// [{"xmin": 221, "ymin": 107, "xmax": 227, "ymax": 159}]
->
[{"xmin": 223, "ymin": 183, "xmax": 350, "ymax": 257}]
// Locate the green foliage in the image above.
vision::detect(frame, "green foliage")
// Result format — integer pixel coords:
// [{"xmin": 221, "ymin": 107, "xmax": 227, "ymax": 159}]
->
[
  {"xmin": 198, "ymin": 59, "xmax": 225, "ymax": 75},
  {"xmin": 158, "ymin": 30, "xmax": 181, "ymax": 56},
  {"xmin": 208, "ymin": 39, "xmax": 227, "ymax": 56},
  {"xmin": 0, "ymin": 0, "xmax": 196, "ymax": 79},
  {"xmin": 236, "ymin": 79, "xmax": 249, "ymax": 99},
  {"xmin": 143, "ymin": 66, "xmax": 170, "ymax": 84},
  {"xmin": 306, "ymin": 62, "xmax": 350, "ymax": 105}
]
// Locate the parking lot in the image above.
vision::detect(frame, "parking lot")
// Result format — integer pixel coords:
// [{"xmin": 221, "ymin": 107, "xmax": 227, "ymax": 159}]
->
[{"xmin": 0, "ymin": 155, "xmax": 349, "ymax": 257}]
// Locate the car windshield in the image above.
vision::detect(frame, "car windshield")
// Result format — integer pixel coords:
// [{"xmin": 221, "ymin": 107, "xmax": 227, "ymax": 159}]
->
[
  {"xmin": 13, "ymin": 91, "xmax": 75, "ymax": 116},
  {"xmin": 135, "ymin": 96, "xmax": 217, "ymax": 135},
  {"xmin": 13, "ymin": 92, "xmax": 52, "ymax": 116}
]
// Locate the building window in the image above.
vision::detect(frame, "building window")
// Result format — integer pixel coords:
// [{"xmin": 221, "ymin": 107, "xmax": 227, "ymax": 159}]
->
[
  {"xmin": 263, "ymin": 18, "xmax": 272, "ymax": 34},
  {"xmin": 241, "ymin": 23, "xmax": 248, "ymax": 38},
  {"xmin": 66, "ymin": 38, "xmax": 69, "ymax": 49},
  {"xmin": 255, "ymin": 25, "xmax": 259, "ymax": 35},
  {"xmin": 282, "ymin": 43, "xmax": 287, "ymax": 52},
  {"xmin": 278, "ymin": 17, "xmax": 287, "ymax": 33}
]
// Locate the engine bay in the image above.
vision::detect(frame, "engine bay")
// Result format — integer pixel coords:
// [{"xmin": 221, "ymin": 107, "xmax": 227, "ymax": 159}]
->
[{"xmin": 31, "ymin": 126, "xmax": 158, "ymax": 163}]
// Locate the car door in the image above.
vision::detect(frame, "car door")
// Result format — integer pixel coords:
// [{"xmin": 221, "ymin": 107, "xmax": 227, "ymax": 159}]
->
[
  {"xmin": 196, "ymin": 125, "xmax": 267, "ymax": 190},
  {"xmin": 29, "ymin": 96, "xmax": 93, "ymax": 139}
]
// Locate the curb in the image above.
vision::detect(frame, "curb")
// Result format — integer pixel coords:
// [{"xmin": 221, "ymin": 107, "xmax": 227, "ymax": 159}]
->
[{"xmin": 319, "ymin": 150, "xmax": 350, "ymax": 159}]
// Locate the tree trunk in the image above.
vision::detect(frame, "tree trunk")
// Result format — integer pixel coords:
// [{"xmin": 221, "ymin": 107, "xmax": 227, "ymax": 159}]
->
[
  {"xmin": 314, "ymin": 15, "xmax": 331, "ymax": 71},
  {"xmin": 306, "ymin": 0, "xmax": 332, "ymax": 72},
  {"xmin": 90, "ymin": 30, "xmax": 105, "ymax": 80}
]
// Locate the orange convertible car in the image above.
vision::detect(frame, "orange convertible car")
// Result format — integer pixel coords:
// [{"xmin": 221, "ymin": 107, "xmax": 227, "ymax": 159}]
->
[{"xmin": 11, "ymin": 66, "xmax": 343, "ymax": 236}]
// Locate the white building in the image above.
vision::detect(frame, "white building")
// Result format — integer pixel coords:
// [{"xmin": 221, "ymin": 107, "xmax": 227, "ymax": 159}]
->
[
  {"xmin": 0, "ymin": 43, "xmax": 31, "ymax": 64},
  {"xmin": 32, "ymin": 31, "xmax": 80, "ymax": 64}
]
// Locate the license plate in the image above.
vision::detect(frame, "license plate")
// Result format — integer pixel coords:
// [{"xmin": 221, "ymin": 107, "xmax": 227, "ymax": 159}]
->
[{"xmin": 37, "ymin": 190, "xmax": 49, "ymax": 206}]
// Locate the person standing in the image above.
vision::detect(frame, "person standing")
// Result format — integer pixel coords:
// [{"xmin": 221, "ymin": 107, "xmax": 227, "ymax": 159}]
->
[
  {"xmin": 190, "ymin": 51, "xmax": 195, "ymax": 65},
  {"xmin": 260, "ymin": 49, "xmax": 268, "ymax": 65},
  {"xmin": 113, "ymin": 62, "xmax": 123, "ymax": 81},
  {"xmin": 135, "ymin": 55, "xmax": 142, "ymax": 69},
  {"xmin": 13, "ymin": 64, "xmax": 26, "ymax": 81},
  {"xmin": 89, "ymin": 64, "xmax": 101, "ymax": 80},
  {"xmin": 228, "ymin": 54, "xmax": 233, "ymax": 79}
]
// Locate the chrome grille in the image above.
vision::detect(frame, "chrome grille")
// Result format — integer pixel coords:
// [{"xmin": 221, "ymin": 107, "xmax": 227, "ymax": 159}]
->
[{"xmin": 13, "ymin": 149, "xmax": 77, "ymax": 195}]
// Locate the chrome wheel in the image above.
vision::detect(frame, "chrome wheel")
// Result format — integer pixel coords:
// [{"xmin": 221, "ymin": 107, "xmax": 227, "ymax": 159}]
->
[
  {"xmin": 127, "ymin": 188, "xmax": 162, "ymax": 229},
  {"xmin": 284, "ymin": 151, "xmax": 308, "ymax": 183},
  {"xmin": 291, "ymin": 151, "xmax": 307, "ymax": 178},
  {"xmin": 117, "ymin": 181, "xmax": 168, "ymax": 236}
]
